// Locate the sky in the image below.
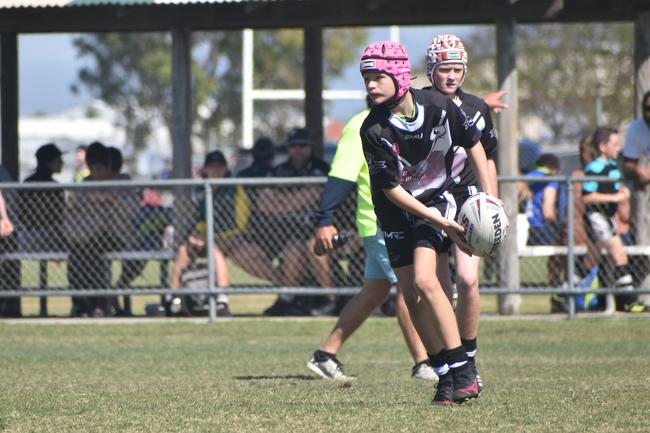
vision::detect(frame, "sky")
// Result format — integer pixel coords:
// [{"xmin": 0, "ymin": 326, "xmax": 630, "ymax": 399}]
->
[{"xmin": 18, "ymin": 25, "xmax": 481, "ymax": 120}]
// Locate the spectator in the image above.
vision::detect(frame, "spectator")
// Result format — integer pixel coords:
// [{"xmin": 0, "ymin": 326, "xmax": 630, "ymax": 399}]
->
[
  {"xmin": 196, "ymin": 150, "xmax": 278, "ymax": 285},
  {"xmin": 583, "ymin": 127, "xmax": 639, "ymax": 312},
  {"xmin": 238, "ymin": 137, "xmax": 275, "ymax": 178},
  {"xmin": 525, "ymin": 154, "xmax": 561, "ymax": 246},
  {"xmin": 66, "ymin": 141, "xmax": 115, "ymax": 317},
  {"xmin": 104, "ymin": 146, "xmax": 139, "ymax": 315},
  {"xmin": 261, "ymin": 128, "xmax": 332, "ymax": 316},
  {"xmin": 18, "ymin": 143, "xmax": 65, "ymax": 252},
  {"xmin": 622, "ymin": 90, "xmax": 650, "ymax": 310},
  {"xmin": 168, "ymin": 222, "xmax": 230, "ymax": 317},
  {"xmin": 0, "ymin": 189, "xmax": 14, "ymax": 238},
  {"xmin": 73, "ymin": 144, "xmax": 90, "ymax": 183},
  {"xmin": 0, "ymin": 166, "xmax": 18, "ymax": 317}
]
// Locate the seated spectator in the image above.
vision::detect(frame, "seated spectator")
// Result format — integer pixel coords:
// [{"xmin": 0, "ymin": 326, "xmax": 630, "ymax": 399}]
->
[
  {"xmin": 195, "ymin": 150, "xmax": 279, "ymax": 284},
  {"xmin": 17, "ymin": 143, "xmax": 65, "ymax": 252},
  {"xmin": 73, "ymin": 144, "xmax": 90, "ymax": 183},
  {"xmin": 582, "ymin": 127, "xmax": 639, "ymax": 312},
  {"xmin": 168, "ymin": 222, "xmax": 230, "ymax": 317},
  {"xmin": 525, "ymin": 153, "xmax": 561, "ymax": 246},
  {"xmin": 260, "ymin": 128, "xmax": 333, "ymax": 316},
  {"xmin": 66, "ymin": 141, "xmax": 116, "ymax": 317}
]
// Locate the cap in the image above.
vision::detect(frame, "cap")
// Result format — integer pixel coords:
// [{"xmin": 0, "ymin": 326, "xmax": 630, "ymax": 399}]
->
[
  {"xmin": 287, "ymin": 128, "xmax": 313, "ymax": 146},
  {"xmin": 35, "ymin": 143, "xmax": 64, "ymax": 165},
  {"xmin": 204, "ymin": 150, "xmax": 227, "ymax": 166},
  {"xmin": 252, "ymin": 137, "xmax": 275, "ymax": 157}
]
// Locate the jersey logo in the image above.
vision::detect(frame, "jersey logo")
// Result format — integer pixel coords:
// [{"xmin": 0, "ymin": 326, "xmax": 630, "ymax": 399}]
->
[
  {"xmin": 384, "ymin": 231, "xmax": 406, "ymax": 240},
  {"xmin": 404, "ymin": 132, "xmax": 423, "ymax": 140},
  {"xmin": 461, "ymin": 111, "xmax": 474, "ymax": 130},
  {"xmin": 365, "ymin": 152, "xmax": 387, "ymax": 175}
]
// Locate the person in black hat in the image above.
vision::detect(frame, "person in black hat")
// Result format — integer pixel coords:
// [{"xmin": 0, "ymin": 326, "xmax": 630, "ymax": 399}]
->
[
  {"xmin": 238, "ymin": 137, "xmax": 275, "ymax": 178},
  {"xmin": 261, "ymin": 127, "xmax": 334, "ymax": 316}
]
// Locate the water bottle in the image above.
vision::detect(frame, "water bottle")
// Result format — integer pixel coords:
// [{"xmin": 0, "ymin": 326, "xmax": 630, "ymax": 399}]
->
[{"xmin": 314, "ymin": 230, "xmax": 352, "ymax": 256}]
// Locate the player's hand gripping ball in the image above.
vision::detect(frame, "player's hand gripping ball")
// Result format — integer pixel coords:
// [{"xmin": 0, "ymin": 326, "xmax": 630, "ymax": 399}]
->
[{"xmin": 456, "ymin": 192, "xmax": 508, "ymax": 257}]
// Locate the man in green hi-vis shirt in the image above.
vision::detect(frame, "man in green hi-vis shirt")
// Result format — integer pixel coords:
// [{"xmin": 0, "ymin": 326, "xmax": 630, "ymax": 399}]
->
[{"xmin": 306, "ymin": 108, "xmax": 437, "ymax": 381}]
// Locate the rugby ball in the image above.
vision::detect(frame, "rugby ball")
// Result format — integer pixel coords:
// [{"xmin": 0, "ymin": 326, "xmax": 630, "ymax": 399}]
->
[{"xmin": 456, "ymin": 193, "xmax": 508, "ymax": 257}]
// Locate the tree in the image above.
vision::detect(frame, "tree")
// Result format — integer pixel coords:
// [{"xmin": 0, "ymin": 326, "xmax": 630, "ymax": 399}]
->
[
  {"xmin": 461, "ymin": 23, "xmax": 634, "ymax": 143},
  {"xmin": 72, "ymin": 29, "xmax": 366, "ymax": 157}
]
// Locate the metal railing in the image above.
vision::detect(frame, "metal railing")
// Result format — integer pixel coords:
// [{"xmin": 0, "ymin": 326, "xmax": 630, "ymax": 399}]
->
[{"xmin": 0, "ymin": 176, "xmax": 648, "ymax": 320}]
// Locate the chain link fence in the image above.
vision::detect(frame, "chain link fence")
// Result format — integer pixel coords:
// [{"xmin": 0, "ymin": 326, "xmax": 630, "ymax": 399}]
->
[{"xmin": 1, "ymin": 176, "xmax": 649, "ymax": 319}]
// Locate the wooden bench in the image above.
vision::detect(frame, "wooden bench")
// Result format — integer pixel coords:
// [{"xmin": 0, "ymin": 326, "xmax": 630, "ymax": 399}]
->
[{"xmin": 0, "ymin": 250, "xmax": 175, "ymax": 316}]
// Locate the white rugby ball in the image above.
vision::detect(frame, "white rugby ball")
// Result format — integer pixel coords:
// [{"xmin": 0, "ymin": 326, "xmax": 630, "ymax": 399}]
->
[{"xmin": 456, "ymin": 192, "xmax": 508, "ymax": 257}]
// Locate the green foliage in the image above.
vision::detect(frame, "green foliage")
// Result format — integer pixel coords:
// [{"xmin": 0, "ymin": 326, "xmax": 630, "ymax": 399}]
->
[
  {"xmin": 464, "ymin": 23, "xmax": 634, "ymax": 143},
  {"xmin": 2, "ymin": 319, "xmax": 650, "ymax": 432},
  {"xmin": 72, "ymin": 29, "xmax": 366, "ymax": 154}
]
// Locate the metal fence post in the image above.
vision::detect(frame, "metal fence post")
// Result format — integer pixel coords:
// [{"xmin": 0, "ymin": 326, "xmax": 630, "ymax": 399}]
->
[
  {"xmin": 566, "ymin": 176, "xmax": 576, "ymax": 319},
  {"xmin": 205, "ymin": 180, "xmax": 217, "ymax": 322}
]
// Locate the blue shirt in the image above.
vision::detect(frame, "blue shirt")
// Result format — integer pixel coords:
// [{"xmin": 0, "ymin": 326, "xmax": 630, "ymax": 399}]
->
[{"xmin": 525, "ymin": 167, "xmax": 559, "ymax": 228}]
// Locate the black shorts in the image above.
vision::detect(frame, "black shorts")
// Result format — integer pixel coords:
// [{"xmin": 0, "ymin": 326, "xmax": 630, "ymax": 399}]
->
[{"xmin": 377, "ymin": 193, "xmax": 458, "ymax": 268}]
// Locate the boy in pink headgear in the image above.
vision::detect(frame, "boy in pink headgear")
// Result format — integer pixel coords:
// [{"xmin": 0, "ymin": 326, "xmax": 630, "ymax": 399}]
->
[{"xmin": 360, "ymin": 40, "xmax": 494, "ymax": 406}]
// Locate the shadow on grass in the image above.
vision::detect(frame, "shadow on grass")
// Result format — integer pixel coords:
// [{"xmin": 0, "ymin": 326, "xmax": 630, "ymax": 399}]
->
[{"xmin": 235, "ymin": 374, "xmax": 318, "ymax": 381}]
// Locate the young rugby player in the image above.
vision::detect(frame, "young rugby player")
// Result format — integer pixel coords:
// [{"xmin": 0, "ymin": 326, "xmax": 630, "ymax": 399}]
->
[
  {"xmin": 422, "ymin": 34, "xmax": 500, "ymax": 391},
  {"xmin": 359, "ymin": 40, "xmax": 495, "ymax": 405}
]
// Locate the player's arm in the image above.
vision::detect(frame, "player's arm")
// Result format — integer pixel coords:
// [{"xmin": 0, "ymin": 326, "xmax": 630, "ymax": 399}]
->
[
  {"xmin": 314, "ymin": 176, "xmax": 356, "ymax": 253},
  {"xmin": 483, "ymin": 90, "xmax": 508, "ymax": 113},
  {"xmin": 382, "ymin": 185, "xmax": 472, "ymax": 255},
  {"xmin": 467, "ymin": 142, "xmax": 496, "ymax": 197}
]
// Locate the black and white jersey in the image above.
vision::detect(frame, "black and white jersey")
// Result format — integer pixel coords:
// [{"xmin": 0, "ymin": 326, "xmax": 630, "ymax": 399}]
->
[
  {"xmin": 426, "ymin": 86, "xmax": 498, "ymax": 193},
  {"xmin": 361, "ymin": 88, "xmax": 481, "ymax": 211}
]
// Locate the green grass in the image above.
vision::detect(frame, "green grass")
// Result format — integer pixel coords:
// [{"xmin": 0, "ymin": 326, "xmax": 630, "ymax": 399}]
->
[{"xmin": 1, "ymin": 318, "xmax": 649, "ymax": 432}]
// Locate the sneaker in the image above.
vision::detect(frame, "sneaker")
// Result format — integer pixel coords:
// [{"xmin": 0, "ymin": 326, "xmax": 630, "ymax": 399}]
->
[
  {"xmin": 306, "ymin": 353, "xmax": 350, "ymax": 380},
  {"xmin": 310, "ymin": 300, "xmax": 338, "ymax": 316},
  {"xmin": 625, "ymin": 302, "xmax": 650, "ymax": 313},
  {"xmin": 411, "ymin": 361, "xmax": 439, "ymax": 381},
  {"xmin": 263, "ymin": 298, "xmax": 292, "ymax": 316},
  {"xmin": 216, "ymin": 302, "xmax": 231, "ymax": 317},
  {"xmin": 431, "ymin": 373, "xmax": 454, "ymax": 406},
  {"xmin": 468, "ymin": 358, "xmax": 483, "ymax": 393},
  {"xmin": 451, "ymin": 362, "xmax": 479, "ymax": 403}
]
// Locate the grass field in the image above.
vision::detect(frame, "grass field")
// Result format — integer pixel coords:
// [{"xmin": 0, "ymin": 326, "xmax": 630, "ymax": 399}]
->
[{"xmin": 1, "ymin": 317, "xmax": 649, "ymax": 432}]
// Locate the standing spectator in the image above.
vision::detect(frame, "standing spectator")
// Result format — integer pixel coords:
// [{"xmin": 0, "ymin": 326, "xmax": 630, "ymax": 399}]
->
[
  {"xmin": 583, "ymin": 127, "xmax": 637, "ymax": 311},
  {"xmin": 18, "ymin": 143, "xmax": 65, "ymax": 252},
  {"xmin": 73, "ymin": 145, "xmax": 90, "ymax": 183},
  {"xmin": 622, "ymin": 90, "xmax": 650, "ymax": 310},
  {"xmin": 261, "ymin": 128, "xmax": 333, "ymax": 316}
]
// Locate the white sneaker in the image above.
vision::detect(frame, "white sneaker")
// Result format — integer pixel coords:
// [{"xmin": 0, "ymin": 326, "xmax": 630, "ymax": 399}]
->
[
  {"xmin": 411, "ymin": 361, "xmax": 439, "ymax": 381},
  {"xmin": 307, "ymin": 354, "xmax": 351, "ymax": 380}
]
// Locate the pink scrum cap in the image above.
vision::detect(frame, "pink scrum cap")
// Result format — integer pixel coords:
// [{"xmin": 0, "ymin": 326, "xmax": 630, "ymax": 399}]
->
[{"xmin": 360, "ymin": 40, "xmax": 411, "ymax": 103}]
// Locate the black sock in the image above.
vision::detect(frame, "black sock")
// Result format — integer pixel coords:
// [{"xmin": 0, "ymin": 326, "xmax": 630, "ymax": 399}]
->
[
  {"xmin": 445, "ymin": 346, "xmax": 468, "ymax": 370},
  {"xmin": 461, "ymin": 337, "xmax": 477, "ymax": 361},
  {"xmin": 314, "ymin": 349, "xmax": 335, "ymax": 362},
  {"xmin": 428, "ymin": 351, "xmax": 449, "ymax": 376}
]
